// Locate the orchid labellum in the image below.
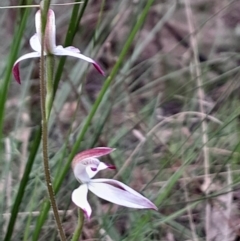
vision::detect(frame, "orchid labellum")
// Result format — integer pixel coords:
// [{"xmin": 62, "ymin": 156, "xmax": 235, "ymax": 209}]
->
[
  {"xmin": 13, "ymin": 9, "xmax": 104, "ymax": 84},
  {"xmin": 71, "ymin": 147, "xmax": 157, "ymax": 219}
]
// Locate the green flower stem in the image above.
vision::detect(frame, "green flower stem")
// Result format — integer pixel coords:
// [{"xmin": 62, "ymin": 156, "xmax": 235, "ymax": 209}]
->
[
  {"xmin": 39, "ymin": 1, "xmax": 66, "ymax": 240},
  {"xmin": 40, "ymin": 56, "xmax": 66, "ymax": 241},
  {"xmin": 46, "ymin": 55, "xmax": 54, "ymax": 119},
  {"xmin": 71, "ymin": 209, "xmax": 85, "ymax": 241},
  {"xmin": 40, "ymin": 0, "xmax": 51, "ymax": 30}
]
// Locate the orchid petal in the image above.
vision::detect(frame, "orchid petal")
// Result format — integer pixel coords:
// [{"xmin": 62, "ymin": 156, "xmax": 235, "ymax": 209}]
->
[
  {"xmin": 86, "ymin": 161, "xmax": 115, "ymax": 179},
  {"xmin": 74, "ymin": 157, "xmax": 100, "ymax": 183},
  {"xmin": 85, "ymin": 160, "xmax": 101, "ymax": 179},
  {"xmin": 30, "ymin": 34, "xmax": 41, "ymax": 52},
  {"xmin": 53, "ymin": 46, "xmax": 105, "ymax": 75},
  {"xmin": 35, "ymin": 9, "xmax": 56, "ymax": 53},
  {"xmin": 12, "ymin": 52, "xmax": 41, "ymax": 84},
  {"xmin": 73, "ymin": 165, "xmax": 89, "ymax": 183},
  {"xmin": 72, "ymin": 147, "xmax": 115, "ymax": 182},
  {"xmin": 72, "ymin": 184, "xmax": 92, "ymax": 219},
  {"xmin": 89, "ymin": 179, "xmax": 157, "ymax": 210},
  {"xmin": 74, "ymin": 160, "xmax": 115, "ymax": 182},
  {"xmin": 98, "ymin": 162, "xmax": 116, "ymax": 171},
  {"xmin": 35, "ymin": 10, "xmax": 41, "ymax": 45},
  {"xmin": 45, "ymin": 9, "xmax": 57, "ymax": 52},
  {"xmin": 64, "ymin": 46, "xmax": 80, "ymax": 53}
]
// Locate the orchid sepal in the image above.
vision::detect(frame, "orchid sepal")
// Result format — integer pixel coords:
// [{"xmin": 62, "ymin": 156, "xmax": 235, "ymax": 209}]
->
[
  {"xmin": 12, "ymin": 9, "xmax": 104, "ymax": 83},
  {"xmin": 72, "ymin": 184, "xmax": 92, "ymax": 220},
  {"xmin": 13, "ymin": 52, "xmax": 42, "ymax": 84}
]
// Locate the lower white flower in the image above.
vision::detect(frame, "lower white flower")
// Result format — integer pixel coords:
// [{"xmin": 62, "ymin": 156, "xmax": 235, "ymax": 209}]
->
[{"xmin": 71, "ymin": 147, "xmax": 157, "ymax": 219}]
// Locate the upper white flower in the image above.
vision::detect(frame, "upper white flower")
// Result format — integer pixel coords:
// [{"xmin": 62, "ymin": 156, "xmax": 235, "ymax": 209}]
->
[
  {"xmin": 71, "ymin": 147, "xmax": 157, "ymax": 219},
  {"xmin": 13, "ymin": 9, "xmax": 104, "ymax": 84}
]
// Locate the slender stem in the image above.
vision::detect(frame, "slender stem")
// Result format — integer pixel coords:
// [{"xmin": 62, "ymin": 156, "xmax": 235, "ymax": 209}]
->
[
  {"xmin": 184, "ymin": 1, "xmax": 210, "ymax": 240},
  {"xmin": 40, "ymin": 55, "xmax": 66, "ymax": 241},
  {"xmin": 39, "ymin": 1, "xmax": 66, "ymax": 240},
  {"xmin": 46, "ymin": 55, "xmax": 54, "ymax": 119},
  {"xmin": 71, "ymin": 209, "xmax": 85, "ymax": 241}
]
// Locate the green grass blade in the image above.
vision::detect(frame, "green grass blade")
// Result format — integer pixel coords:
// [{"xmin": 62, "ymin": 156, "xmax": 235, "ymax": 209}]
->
[
  {"xmin": 0, "ymin": 0, "xmax": 32, "ymax": 140},
  {"xmin": 3, "ymin": 127, "xmax": 41, "ymax": 241}
]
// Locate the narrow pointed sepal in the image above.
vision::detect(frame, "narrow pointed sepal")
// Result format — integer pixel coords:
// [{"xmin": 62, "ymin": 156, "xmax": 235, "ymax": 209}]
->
[
  {"xmin": 30, "ymin": 34, "xmax": 41, "ymax": 52},
  {"xmin": 12, "ymin": 52, "xmax": 41, "ymax": 84},
  {"xmin": 53, "ymin": 46, "xmax": 105, "ymax": 75},
  {"xmin": 89, "ymin": 179, "xmax": 157, "ymax": 210}
]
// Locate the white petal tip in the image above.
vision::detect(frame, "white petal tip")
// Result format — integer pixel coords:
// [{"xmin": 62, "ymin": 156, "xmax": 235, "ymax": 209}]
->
[{"xmin": 149, "ymin": 203, "xmax": 158, "ymax": 211}]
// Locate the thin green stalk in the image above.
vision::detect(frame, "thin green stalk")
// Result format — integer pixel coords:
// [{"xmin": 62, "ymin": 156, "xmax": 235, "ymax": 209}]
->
[
  {"xmin": 40, "ymin": 1, "xmax": 66, "ymax": 240},
  {"xmin": 33, "ymin": 0, "xmax": 155, "ymax": 239},
  {"xmin": 46, "ymin": 55, "xmax": 54, "ymax": 119},
  {"xmin": 40, "ymin": 58, "xmax": 66, "ymax": 240},
  {"xmin": 40, "ymin": 0, "xmax": 51, "ymax": 28},
  {"xmin": 71, "ymin": 209, "xmax": 85, "ymax": 241}
]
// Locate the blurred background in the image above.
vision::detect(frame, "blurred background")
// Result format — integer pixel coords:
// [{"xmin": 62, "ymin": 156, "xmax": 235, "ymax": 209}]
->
[{"xmin": 1, "ymin": 0, "xmax": 240, "ymax": 240}]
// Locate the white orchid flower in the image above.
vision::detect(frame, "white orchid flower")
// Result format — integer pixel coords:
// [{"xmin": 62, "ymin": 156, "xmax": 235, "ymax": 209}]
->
[
  {"xmin": 13, "ymin": 9, "xmax": 104, "ymax": 84},
  {"xmin": 71, "ymin": 147, "xmax": 157, "ymax": 219}
]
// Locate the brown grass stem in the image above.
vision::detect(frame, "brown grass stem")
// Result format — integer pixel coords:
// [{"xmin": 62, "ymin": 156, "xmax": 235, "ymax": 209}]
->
[{"xmin": 184, "ymin": 0, "xmax": 211, "ymax": 240}]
